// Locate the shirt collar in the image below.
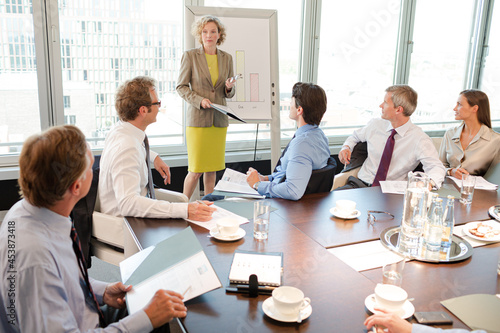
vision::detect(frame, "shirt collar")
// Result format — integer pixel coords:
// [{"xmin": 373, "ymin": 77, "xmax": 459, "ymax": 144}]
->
[
  {"xmin": 295, "ymin": 124, "xmax": 317, "ymax": 136},
  {"xmin": 120, "ymin": 120, "xmax": 146, "ymax": 142},
  {"xmin": 21, "ymin": 199, "xmax": 72, "ymax": 234},
  {"xmin": 452, "ymin": 123, "xmax": 492, "ymax": 142},
  {"xmin": 384, "ymin": 119, "xmax": 412, "ymax": 137}
]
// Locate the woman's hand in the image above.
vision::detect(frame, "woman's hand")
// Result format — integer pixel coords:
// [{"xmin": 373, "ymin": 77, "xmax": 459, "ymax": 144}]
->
[
  {"xmin": 225, "ymin": 77, "xmax": 235, "ymax": 91},
  {"xmin": 450, "ymin": 167, "xmax": 469, "ymax": 179},
  {"xmin": 201, "ymin": 98, "xmax": 212, "ymax": 109}
]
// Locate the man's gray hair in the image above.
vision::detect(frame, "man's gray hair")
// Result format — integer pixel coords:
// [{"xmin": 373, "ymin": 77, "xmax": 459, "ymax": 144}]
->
[{"xmin": 385, "ymin": 85, "xmax": 418, "ymax": 117}]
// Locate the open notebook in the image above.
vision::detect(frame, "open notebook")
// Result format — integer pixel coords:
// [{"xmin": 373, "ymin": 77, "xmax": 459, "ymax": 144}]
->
[{"xmin": 228, "ymin": 250, "xmax": 283, "ymax": 286}]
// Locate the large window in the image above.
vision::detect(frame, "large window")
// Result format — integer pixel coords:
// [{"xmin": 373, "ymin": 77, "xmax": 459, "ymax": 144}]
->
[
  {"xmin": 408, "ymin": 0, "xmax": 475, "ymax": 128},
  {"xmin": 317, "ymin": 0, "xmax": 401, "ymax": 137},
  {"xmin": 480, "ymin": 1, "xmax": 500, "ymax": 125},
  {"xmin": 0, "ymin": 2, "xmax": 41, "ymax": 155},
  {"xmin": 58, "ymin": 0, "xmax": 184, "ymax": 149},
  {"xmin": 1, "ymin": 0, "xmax": 499, "ymax": 169}
]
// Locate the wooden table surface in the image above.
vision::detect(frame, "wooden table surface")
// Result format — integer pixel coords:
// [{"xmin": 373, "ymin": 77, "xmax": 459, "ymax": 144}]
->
[
  {"xmin": 124, "ymin": 183, "xmax": 500, "ymax": 332},
  {"xmin": 126, "ymin": 213, "xmax": 375, "ymax": 332},
  {"xmin": 271, "ymin": 185, "xmax": 500, "ymax": 248}
]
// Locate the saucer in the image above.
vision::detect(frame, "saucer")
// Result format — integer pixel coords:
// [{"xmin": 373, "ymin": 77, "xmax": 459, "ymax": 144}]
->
[
  {"xmin": 330, "ymin": 207, "xmax": 361, "ymax": 219},
  {"xmin": 262, "ymin": 297, "xmax": 312, "ymax": 323},
  {"xmin": 364, "ymin": 294, "xmax": 414, "ymax": 319},
  {"xmin": 210, "ymin": 227, "xmax": 246, "ymax": 241}
]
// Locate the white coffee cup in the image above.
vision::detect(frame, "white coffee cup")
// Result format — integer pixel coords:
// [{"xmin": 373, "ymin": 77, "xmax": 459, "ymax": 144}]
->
[
  {"xmin": 216, "ymin": 217, "xmax": 239, "ymax": 236},
  {"xmin": 335, "ymin": 199, "xmax": 357, "ymax": 216},
  {"xmin": 272, "ymin": 286, "xmax": 311, "ymax": 315},
  {"xmin": 374, "ymin": 283, "xmax": 407, "ymax": 312}
]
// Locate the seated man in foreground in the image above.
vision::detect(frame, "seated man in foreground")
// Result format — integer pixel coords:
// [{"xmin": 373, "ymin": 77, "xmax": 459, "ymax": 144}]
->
[
  {"xmin": 99, "ymin": 76, "xmax": 215, "ymax": 220},
  {"xmin": 0, "ymin": 125, "xmax": 187, "ymax": 332},
  {"xmin": 338, "ymin": 85, "xmax": 445, "ymax": 189},
  {"xmin": 246, "ymin": 82, "xmax": 333, "ymax": 200}
]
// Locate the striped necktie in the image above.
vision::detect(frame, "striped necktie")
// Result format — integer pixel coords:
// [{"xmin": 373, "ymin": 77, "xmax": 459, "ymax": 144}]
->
[
  {"xmin": 70, "ymin": 223, "xmax": 105, "ymax": 326},
  {"xmin": 144, "ymin": 135, "xmax": 156, "ymax": 199}
]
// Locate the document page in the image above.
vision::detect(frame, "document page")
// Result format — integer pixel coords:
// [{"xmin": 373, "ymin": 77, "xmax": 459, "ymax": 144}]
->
[
  {"xmin": 126, "ymin": 251, "xmax": 221, "ymax": 314},
  {"xmin": 380, "ymin": 181, "xmax": 407, "ymax": 194},
  {"xmin": 228, "ymin": 252, "xmax": 282, "ymax": 286},
  {"xmin": 447, "ymin": 175, "xmax": 498, "ymax": 190},
  {"xmin": 214, "ymin": 168, "xmax": 264, "ymax": 198},
  {"xmin": 186, "ymin": 204, "xmax": 249, "ymax": 231}
]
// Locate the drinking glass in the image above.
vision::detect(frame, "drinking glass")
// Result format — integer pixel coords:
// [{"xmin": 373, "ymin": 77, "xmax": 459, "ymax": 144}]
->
[
  {"xmin": 253, "ymin": 201, "xmax": 271, "ymax": 240},
  {"xmin": 460, "ymin": 174, "xmax": 476, "ymax": 205},
  {"xmin": 382, "ymin": 259, "xmax": 405, "ymax": 287}
]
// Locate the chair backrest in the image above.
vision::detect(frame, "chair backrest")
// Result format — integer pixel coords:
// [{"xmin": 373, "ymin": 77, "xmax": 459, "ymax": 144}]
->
[
  {"xmin": 279, "ymin": 156, "xmax": 337, "ymax": 195},
  {"xmin": 484, "ymin": 156, "xmax": 500, "ymax": 187},
  {"xmin": 304, "ymin": 157, "xmax": 337, "ymax": 194},
  {"xmin": 69, "ymin": 155, "xmax": 100, "ymax": 267},
  {"xmin": 344, "ymin": 142, "xmax": 367, "ymax": 172}
]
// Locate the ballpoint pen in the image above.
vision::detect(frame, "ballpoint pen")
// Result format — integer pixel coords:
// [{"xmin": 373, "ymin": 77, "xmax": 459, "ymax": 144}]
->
[
  {"xmin": 229, "ymin": 74, "xmax": 242, "ymax": 83},
  {"xmin": 196, "ymin": 200, "xmax": 208, "ymax": 206}
]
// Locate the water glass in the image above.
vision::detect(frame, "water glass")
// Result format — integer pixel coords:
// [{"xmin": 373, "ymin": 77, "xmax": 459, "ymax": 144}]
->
[
  {"xmin": 460, "ymin": 174, "xmax": 476, "ymax": 205},
  {"xmin": 382, "ymin": 259, "xmax": 405, "ymax": 287},
  {"xmin": 253, "ymin": 201, "xmax": 271, "ymax": 240}
]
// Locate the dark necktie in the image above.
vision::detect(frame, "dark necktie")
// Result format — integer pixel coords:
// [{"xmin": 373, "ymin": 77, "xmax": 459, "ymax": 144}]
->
[
  {"xmin": 372, "ymin": 129, "xmax": 397, "ymax": 187},
  {"xmin": 274, "ymin": 135, "xmax": 295, "ymax": 171},
  {"xmin": 143, "ymin": 135, "xmax": 156, "ymax": 199},
  {"xmin": 70, "ymin": 223, "xmax": 105, "ymax": 326}
]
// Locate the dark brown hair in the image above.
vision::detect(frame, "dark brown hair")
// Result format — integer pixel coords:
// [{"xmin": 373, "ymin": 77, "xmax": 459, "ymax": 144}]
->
[
  {"xmin": 460, "ymin": 89, "xmax": 491, "ymax": 128},
  {"xmin": 292, "ymin": 82, "xmax": 327, "ymax": 126}
]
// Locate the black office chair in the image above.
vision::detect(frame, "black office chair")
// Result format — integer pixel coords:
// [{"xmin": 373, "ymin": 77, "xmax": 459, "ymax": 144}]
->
[{"xmin": 279, "ymin": 157, "xmax": 337, "ymax": 195}]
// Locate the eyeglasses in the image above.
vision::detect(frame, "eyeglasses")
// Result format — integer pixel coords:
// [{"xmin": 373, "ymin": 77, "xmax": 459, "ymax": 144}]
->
[
  {"xmin": 367, "ymin": 210, "xmax": 395, "ymax": 225},
  {"xmin": 150, "ymin": 100, "xmax": 161, "ymax": 107}
]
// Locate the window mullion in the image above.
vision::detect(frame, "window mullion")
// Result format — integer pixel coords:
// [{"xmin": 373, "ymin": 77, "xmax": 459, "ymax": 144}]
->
[
  {"xmin": 32, "ymin": 0, "xmax": 53, "ymax": 129},
  {"xmin": 393, "ymin": 0, "xmax": 416, "ymax": 85},
  {"xmin": 300, "ymin": 0, "xmax": 321, "ymax": 83},
  {"xmin": 475, "ymin": 0, "xmax": 495, "ymax": 89},
  {"xmin": 46, "ymin": 0, "xmax": 65, "ymax": 127}
]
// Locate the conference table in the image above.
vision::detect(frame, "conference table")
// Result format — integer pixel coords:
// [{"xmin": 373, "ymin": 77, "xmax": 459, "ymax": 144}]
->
[{"xmin": 124, "ymin": 184, "xmax": 500, "ymax": 332}]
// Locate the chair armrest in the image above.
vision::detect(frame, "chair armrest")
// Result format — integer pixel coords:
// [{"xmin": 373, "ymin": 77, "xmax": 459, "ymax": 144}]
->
[
  {"xmin": 331, "ymin": 167, "xmax": 360, "ymax": 190},
  {"xmin": 154, "ymin": 188, "xmax": 189, "ymax": 203},
  {"xmin": 92, "ymin": 211, "xmax": 125, "ymax": 249}
]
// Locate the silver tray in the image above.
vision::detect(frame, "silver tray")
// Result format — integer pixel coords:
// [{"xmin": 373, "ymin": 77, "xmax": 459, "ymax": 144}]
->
[
  {"xmin": 380, "ymin": 226, "xmax": 473, "ymax": 263},
  {"xmin": 489, "ymin": 205, "xmax": 500, "ymax": 222}
]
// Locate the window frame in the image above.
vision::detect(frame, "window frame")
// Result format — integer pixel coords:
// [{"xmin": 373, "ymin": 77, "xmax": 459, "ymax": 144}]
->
[{"xmin": 1, "ymin": 0, "xmax": 500, "ymax": 173}]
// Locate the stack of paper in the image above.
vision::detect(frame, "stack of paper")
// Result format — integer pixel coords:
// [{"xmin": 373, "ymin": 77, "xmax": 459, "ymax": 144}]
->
[
  {"xmin": 447, "ymin": 176, "xmax": 498, "ymax": 190},
  {"xmin": 214, "ymin": 168, "xmax": 265, "ymax": 198}
]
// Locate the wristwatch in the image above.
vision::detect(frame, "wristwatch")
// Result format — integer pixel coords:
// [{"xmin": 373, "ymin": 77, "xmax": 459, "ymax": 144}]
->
[{"xmin": 253, "ymin": 181, "xmax": 261, "ymax": 190}]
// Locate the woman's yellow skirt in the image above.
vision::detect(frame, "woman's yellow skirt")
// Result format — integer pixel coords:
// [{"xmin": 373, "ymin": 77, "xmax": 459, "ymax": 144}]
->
[{"xmin": 186, "ymin": 125, "xmax": 227, "ymax": 173}]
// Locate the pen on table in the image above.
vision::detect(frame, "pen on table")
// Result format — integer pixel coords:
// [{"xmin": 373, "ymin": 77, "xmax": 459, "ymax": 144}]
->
[
  {"xmin": 182, "ymin": 285, "xmax": 192, "ymax": 297},
  {"xmin": 226, "ymin": 285, "xmax": 276, "ymax": 294}
]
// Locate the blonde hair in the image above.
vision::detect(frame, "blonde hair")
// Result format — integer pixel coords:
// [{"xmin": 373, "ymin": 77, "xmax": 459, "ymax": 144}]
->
[{"xmin": 191, "ymin": 15, "xmax": 226, "ymax": 46}]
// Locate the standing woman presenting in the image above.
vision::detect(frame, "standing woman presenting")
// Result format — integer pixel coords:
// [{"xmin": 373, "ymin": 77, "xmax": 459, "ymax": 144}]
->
[{"xmin": 176, "ymin": 15, "xmax": 235, "ymax": 199}]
